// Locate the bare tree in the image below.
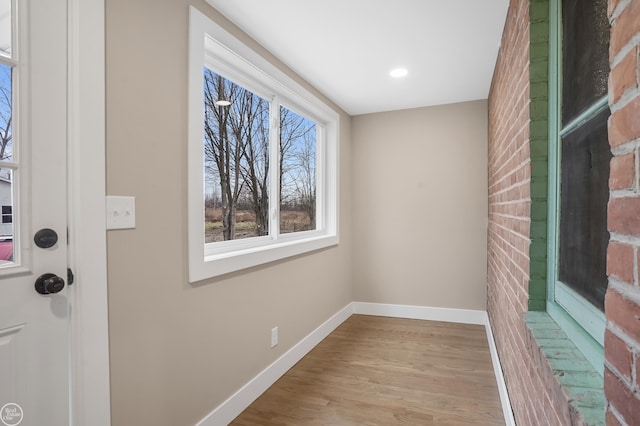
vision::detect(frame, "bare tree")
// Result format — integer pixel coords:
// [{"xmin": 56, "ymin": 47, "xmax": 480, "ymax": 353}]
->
[
  {"xmin": 279, "ymin": 106, "xmax": 314, "ymax": 209},
  {"xmin": 292, "ymin": 133, "xmax": 316, "ymax": 229},
  {"xmin": 204, "ymin": 70, "xmax": 244, "ymax": 240},
  {"xmin": 203, "ymin": 70, "xmax": 317, "ymax": 240},
  {"xmin": 230, "ymin": 89, "xmax": 270, "ymax": 236},
  {"xmin": 0, "ymin": 66, "xmax": 12, "ymax": 162}
]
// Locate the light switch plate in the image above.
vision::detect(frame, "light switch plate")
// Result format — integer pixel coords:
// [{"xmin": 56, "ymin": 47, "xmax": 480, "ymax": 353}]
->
[{"xmin": 106, "ymin": 196, "xmax": 136, "ymax": 230}]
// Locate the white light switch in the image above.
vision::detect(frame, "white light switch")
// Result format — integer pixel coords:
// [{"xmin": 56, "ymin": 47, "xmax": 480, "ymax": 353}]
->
[{"xmin": 106, "ymin": 196, "xmax": 136, "ymax": 230}]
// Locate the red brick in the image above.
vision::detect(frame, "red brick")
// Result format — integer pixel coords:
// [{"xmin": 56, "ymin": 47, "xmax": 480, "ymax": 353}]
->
[
  {"xmin": 610, "ymin": 47, "xmax": 639, "ymax": 104},
  {"xmin": 607, "ymin": 241, "xmax": 635, "ymax": 283},
  {"xmin": 608, "ymin": 196, "xmax": 640, "ymax": 237},
  {"xmin": 609, "ymin": 97, "xmax": 640, "ymax": 147},
  {"xmin": 609, "ymin": 153, "xmax": 636, "ymax": 190},
  {"xmin": 604, "ymin": 368, "xmax": 640, "ymax": 425},
  {"xmin": 610, "ymin": 0, "xmax": 640, "ymax": 57},
  {"xmin": 487, "ymin": 1, "xmax": 576, "ymax": 425},
  {"xmin": 605, "ymin": 288, "xmax": 640, "ymax": 343},
  {"xmin": 605, "ymin": 329, "xmax": 633, "ymax": 379}
]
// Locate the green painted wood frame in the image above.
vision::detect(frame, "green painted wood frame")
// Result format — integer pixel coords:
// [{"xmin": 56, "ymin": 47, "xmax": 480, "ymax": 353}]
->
[{"xmin": 545, "ymin": 0, "xmax": 605, "ymax": 375}]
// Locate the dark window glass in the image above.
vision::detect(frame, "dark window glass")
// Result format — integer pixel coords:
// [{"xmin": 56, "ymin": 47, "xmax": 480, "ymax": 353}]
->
[
  {"xmin": 558, "ymin": 108, "xmax": 611, "ymax": 310},
  {"xmin": 562, "ymin": 0, "xmax": 610, "ymax": 125},
  {"xmin": 1, "ymin": 205, "xmax": 11, "ymax": 224}
]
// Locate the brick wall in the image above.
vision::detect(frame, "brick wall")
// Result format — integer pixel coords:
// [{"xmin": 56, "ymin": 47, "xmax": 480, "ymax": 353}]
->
[
  {"xmin": 489, "ymin": 0, "xmax": 640, "ymax": 425},
  {"xmin": 488, "ymin": 0, "xmax": 594, "ymax": 423},
  {"xmin": 490, "ymin": 0, "xmax": 640, "ymax": 424},
  {"xmin": 605, "ymin": 1, "xmax": 640, "ymax": 424},
  {"xmin": 487, "ymin": 0, "xmax": 553, "ymax": 424}
]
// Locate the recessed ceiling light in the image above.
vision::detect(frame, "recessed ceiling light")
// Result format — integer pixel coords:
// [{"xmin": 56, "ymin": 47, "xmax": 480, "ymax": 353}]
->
[
  {"xmin": 390, "ymin": 68, "xmax": 408, "ymax": 78},
  {"xmin": 215, "ymin": 100, "xmax": 231, "ymax": 106}
]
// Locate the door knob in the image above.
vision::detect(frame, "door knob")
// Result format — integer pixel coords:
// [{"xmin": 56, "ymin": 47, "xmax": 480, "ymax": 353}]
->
[{"xmin": 34, "ymin": 273, "xmax": 65, "ymax": 295}]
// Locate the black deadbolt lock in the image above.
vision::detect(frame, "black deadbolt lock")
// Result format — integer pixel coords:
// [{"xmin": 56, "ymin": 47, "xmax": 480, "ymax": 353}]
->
[{"xmin": 34, "ymin": 228, "xmax": 58, "ymax": 249}]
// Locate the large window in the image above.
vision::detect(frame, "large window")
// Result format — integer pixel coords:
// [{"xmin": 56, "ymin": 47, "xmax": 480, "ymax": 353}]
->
[
  {"xmin": 188, "ymin": 7, "xmax": 339, "ymax": 281},
  {"xmin": 547, "ymin": 0, "xmax": 610, "ymax": 372},
  {"xmin": 203, "ymin": 71, "xmax": 318, "ymax": 243}
]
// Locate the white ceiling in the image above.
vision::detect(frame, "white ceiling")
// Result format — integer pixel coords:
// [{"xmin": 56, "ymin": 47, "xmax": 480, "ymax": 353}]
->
[{"xmin": 206, "ymin": 0, "xmax": 509, "ymax": 116}]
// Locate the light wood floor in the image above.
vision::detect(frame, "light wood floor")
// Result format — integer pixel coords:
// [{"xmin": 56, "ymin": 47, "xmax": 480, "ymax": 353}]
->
[{"xmin": 231, "ymin": 315, "xmax": 505, "ymax": 426}]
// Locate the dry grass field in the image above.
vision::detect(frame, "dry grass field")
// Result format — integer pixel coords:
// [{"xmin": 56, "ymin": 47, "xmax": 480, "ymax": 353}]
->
[{"xmin": 205, "ymin": 208, "xmax": 313, "ymax": 242}]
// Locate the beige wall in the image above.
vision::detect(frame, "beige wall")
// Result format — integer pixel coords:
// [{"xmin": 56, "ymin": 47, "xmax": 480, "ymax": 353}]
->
[
  {"xmin": 351, "ymin": 101, "xmax": 488, "ymax": 310},
  {"xmin": 105, "ymin": 1, "xmax": 352, "ymax": 425},
  {"xmin": 106, "ymin": 0, "xmax": 490, "ymax": 423}
]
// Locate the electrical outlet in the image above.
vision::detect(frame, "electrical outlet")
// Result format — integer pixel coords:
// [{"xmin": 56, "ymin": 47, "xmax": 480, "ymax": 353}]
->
[{"xmin": 271, "ymin": 326, "xmax": 278, "ymax": 348}]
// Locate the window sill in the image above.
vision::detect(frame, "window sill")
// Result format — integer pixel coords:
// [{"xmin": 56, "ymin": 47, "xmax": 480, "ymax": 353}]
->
[
  {"xmin": 189, "ymin": 233, "xmax": 338, "ymax": 282},
  {"xmin": 525, "ymin": 312, "xmax": 605, "ymax": 425}
]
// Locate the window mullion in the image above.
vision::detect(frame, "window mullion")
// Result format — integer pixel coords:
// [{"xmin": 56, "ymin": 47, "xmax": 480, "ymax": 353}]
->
[
  {"xmin": 0, "ymin": 56, "xmax": 17, "ymax": 68},
  {"xmin": 559, "ymin": 96, "xmax": 609, "ymax": 138},
  {"xmin": 269, "ymin": 96, "xmax": 280, "ymax": 238}
]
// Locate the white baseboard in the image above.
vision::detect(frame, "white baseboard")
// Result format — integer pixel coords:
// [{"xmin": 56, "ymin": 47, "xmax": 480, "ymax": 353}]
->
[
  {"xmin": 196, "ymin": 302, "xmax": 514, "ymax": 426},
  {"xmin": 196, "ymin": 303, "xmax": 354, "ymax": 426},
  {"xmin": 483, "ymin": 313, "xmax": 516, "ymax": 426},
  {"xmin": 353, "ymin": 301, "xmax": 487, "ymax": 324}
]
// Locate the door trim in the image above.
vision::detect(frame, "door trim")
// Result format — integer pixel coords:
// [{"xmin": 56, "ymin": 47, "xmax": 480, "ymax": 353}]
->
[{"xmin": 67, "ymin": 0, "xmax": 111, "ymax": 424}]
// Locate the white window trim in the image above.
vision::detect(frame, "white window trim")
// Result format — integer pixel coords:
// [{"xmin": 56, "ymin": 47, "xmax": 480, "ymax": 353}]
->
[{"xmin": 188, "ymin": 6, "xmax": 339, "ymax": 282}]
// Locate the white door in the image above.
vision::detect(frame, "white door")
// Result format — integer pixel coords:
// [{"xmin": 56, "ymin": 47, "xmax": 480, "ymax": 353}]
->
[{"xmin": 0, "ymin": 0, "xmax": 70, "ymax": 425}]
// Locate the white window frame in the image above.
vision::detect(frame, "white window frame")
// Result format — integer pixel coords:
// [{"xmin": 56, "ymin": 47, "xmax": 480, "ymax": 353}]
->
[{"xmin": 188, "ymin": 6, "xmax": 339, "ymax": 282}]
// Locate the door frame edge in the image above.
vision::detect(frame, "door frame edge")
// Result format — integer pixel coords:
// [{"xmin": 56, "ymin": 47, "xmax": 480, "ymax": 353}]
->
[{"xmin": 67, "ymin": 0, "xmax": 111, "ymax": 424}]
